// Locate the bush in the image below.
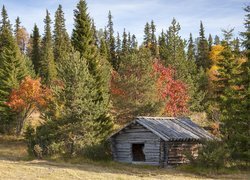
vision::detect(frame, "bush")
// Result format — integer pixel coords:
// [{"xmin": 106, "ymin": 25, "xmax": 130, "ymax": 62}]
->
[
  {"xmin": 189, "ymin": 140, "xmax": 231, "ymax": 170},
  {"xmin": 81, "ymin": 141, "xmax": 112, "ymax": 161}
]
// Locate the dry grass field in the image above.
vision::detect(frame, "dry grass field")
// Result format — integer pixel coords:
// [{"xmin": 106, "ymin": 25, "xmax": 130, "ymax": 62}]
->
[{"xmin": 0, "ymin": 136, "xmax": 249, "ymax": 180}]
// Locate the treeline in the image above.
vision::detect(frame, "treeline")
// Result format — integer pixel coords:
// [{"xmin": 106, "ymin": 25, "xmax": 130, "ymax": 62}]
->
[{"xmin": 0, "ymin": 0, "xmax": 249, "ymax": 163}]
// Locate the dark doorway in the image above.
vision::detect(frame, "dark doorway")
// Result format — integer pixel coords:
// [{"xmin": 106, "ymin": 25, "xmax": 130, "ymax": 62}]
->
[{"xmin": 132, "ymin": 144, "xmax": 145, "ymax": 161}]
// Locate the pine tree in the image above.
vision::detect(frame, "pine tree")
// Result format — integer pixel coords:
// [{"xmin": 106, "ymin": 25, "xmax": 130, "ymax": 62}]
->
[
  {"xmin": 122, "ymin": 29, "xmax": 128, "ymax": 54},
  {"xmin": 100, "ymin": 38, "xmax": 108, "ymax": 59},
  {"xmin": 150, "ymin": 20, "xmax": 158, "ymax": 56},
  {"xmin": 14, "ymin": 17, "xmax": 28, "ymax": 53},
  {"xmin": 106, "ymin": 11, "xmax": 117, "ymax": 69},
  {"xmin": 40, "ymin": 10, "xmax": 57, "ymax": 84},
  {"xmin": 187, "ymin": 33, "xmax": 195, "ymax": 61},
  {"xmin": 0, "ymin": 6, "xmax": 29, "ymax": 133},
  {"xmin": 35, "ymin": 50, "xmax": 113, "ymax": 155},
  {"xmin": 131, "ymin": 34, "xmax": 138, "ymax": 50},
  {"xmin": 30, "ymin": 24, "xmax": 41, "ymax": 74},
  {"xmin": 71, "ymin": 0, "xmax": 97, "ymax": 68},
  {"xmin": 143, "ymin": 22, "xmax": 151, "ymax": 47},
  {"xmin": 53, "ymin": 4, "xmax": 71, "ymax": 66},
  {"xmin": 232, "ymin": 37, "xmax": 240, "ymax": 56},
  {"xmin": 111, "ymin": 48, "xmax": 159, "ymax": 123},
  {"xmin": 214, "ymin": 35, "xmax": 220, "ymax": 45},
  {"xmin": 143, "ymin": 21, "xmax": 157, "ymax": 56},
  {"xmin": 14, "ymin": 16, "xmax": 20, "ymax": 37},
  {"xmin": 158, "ymin": 30, "xmax": 167, "ymax": 60},
  {"xmin": 208, "ymin": 34, "xmax": 213, "ymax": 51},
  {"xmin": 197, "ymin": 21, "xmax": 210, "ymax": 69},
  {"xmin": 71, "ymin": 0, "xmax": 112, "ymax": 137}
]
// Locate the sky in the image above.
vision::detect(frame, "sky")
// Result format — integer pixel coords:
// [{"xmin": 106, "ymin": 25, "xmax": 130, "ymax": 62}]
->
[{"xmin": 0, "ymin": 0, "xmax": 248, "ymax": 43}]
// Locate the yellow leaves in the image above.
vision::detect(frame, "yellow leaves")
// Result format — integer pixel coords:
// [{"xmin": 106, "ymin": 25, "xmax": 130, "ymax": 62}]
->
[
  {"xmin": 209, "ymin": 45, "xmax": 224, "ymax": 63},
  {"xmin": 208, "ymin": 65, "xmax": 219, "ymax": 81}
]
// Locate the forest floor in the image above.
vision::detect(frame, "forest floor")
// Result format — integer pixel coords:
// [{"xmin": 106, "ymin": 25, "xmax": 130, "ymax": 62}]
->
[{"xmin": 0, "ymin": 136, "xmax": 249, "ymax": 180}]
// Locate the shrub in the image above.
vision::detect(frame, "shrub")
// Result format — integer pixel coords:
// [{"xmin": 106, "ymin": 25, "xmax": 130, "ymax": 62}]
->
[
  {"xmin": 189, "ymin": 140, "xmax": 231, "ymax": 170},
  {"xmin": 81, "ymin": 141, "xmax": 112, "ymax": 161}
]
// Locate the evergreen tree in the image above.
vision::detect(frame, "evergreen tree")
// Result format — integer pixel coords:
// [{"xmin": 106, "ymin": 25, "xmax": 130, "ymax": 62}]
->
[
  {"xmin": 111, "ymin": 48, "xmax": 159, "ymax": 123},
  {"xmin": 106, "ymin": 11, "xmax": 117, "ymax": 69},
  {"xmin": 197, "ymin": 21, "xmax": 210, "ymax": 69},
  {"xmin": 214, "ymin": 35, "xmax": 220, "ymax": 45},
  {"xmin": 34, "ymin": 50, "xmax": 113, "ymax": 156},
  {"xmin": 150, "ymin": 20, "xmax": 157, "ymax": 56},
  {"xmin": 158, "ymin": 30, "xmax": 167, "ymax": 60},
  {"xmin": 187, "ymin": 33, "xmax": 195, "ymax": 61},
  {"xmin": 30, "ymin": 24, "xmax": 41, "ymax": 74},
  {"xmin": 208, "ymin": 34, "xmax": 213, "ymax": 51},
  {"xmin": 143, "ymin": 21, "xmax": 157, "ymax": 56},
  {"xmin": 232, "ymin": 37, "xmax": 240, "ymax": 56},
  {"xmin": 71, "ymin": 0, "xmax": 112, "ymax": 135},
  {"xmin": 122, "ymin": 29, "xmax": 128, "ymax": 54},
  {"xmin": 0, "ymin": 6, "xmax": 29, "ymax": 133},
  {"xmin": 131, "ymin": 34, "xmax": 138, "ymax": 50},
  {"xmin": 14, "ymin": 16, "xmax": 20, "ymax": 37},
  {"xmin": 71, "ymin": 0, "xmax": 97, "ymax": 68},
  {"xmin": 143, "ymin": 22, "xmax": 151, "ymax": 47},
  {"xmin": 40, "ymin": 10, "xmax": 57, "ymax": 84},
  {"xmin": 100, "ymin": 38, "xmax": 108, "ymax": 59},
  {"xmin": 53, "ymin": 4, "xmax": 71, "ymax": 66}
]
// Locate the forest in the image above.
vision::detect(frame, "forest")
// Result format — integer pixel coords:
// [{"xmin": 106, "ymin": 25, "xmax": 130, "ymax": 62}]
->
[{"xmin": 0, "ymin": 0, "xmax": 249, "ymax": 170}]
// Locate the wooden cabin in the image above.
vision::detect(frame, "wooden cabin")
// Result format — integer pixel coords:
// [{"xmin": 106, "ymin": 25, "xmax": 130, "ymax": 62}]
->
[{"xmin": 108, "ymin": 117, "xmax": 214, "ymax": 167}]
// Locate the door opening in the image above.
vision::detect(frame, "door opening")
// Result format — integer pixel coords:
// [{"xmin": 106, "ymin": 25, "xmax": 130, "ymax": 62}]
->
[{"xmin": 132, "ymin": 144, "xmax": 145, "ymax": 161}]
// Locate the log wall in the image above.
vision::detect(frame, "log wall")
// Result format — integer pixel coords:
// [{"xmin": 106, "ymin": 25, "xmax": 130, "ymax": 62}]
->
[
  {"xmin": 166, "ymin": 141, "xmax": 200, "ymax": 165},
  {"xmin": 111, "ymin": 122, "xmax": 161, "ymax": 165}
]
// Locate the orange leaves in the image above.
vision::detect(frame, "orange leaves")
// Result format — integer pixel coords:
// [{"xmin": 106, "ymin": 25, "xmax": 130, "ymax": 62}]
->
[
  {"xmin": 153, "ymin": 61, "xmax": 189, "ymax": 116},
  {"xmin": 6, "ymin": 76, "xmax": 51, "ymax": 112}
]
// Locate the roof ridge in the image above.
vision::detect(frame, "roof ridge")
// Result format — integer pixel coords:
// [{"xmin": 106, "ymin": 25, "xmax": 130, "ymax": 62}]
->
[{"xmin": 136, "ymin": 116, "xmax": 177, "ymax": 119}]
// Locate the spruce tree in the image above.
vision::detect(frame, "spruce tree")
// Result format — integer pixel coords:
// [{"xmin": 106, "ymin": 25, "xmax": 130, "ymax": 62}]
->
[
  {"xmin": 106, "ymin": 11, "xmax": 117, "ymax": 69},
  {"xmin": 208, "ymin": 34, "xmax": 213, "ymax": 51},
  {"xmin": 214, "ymin": 35, "xmax": 220, "ymax": 45},
  {"xmin": 197, "ymin": 21, "xmax": 210, "ymax": 69},
  {"xmin": 187, "ymin": 33, "xmax": 195, "ymax": 61},
  {"xmin": 53, "ymin": 4, "xmax": 71, "ymax": 66},
  {"xmin": 150, "ymin": 20, "xmax": 158, "ymax": 56},
  {"xmin": 71, "ymin": 0, "xmax": 112, "ymax": 137},
  {"xmin": 30, "ymin": 24, "xmax": 41, "ymax": 74},
  {"xmin": 0, "ymin": 6, "xmax": 29, "ymax": 133},
  {"xmin": 112, "ymin": 48, "xmax": 159, "ymax": 122},
  {"xmin": 40, "ymin": 10, "xmax": 57, "ymax": 84},
  {"xmin": 122, "ymin": 29, "xmax": 128, "ymax": 54},
  {"xmin": 158, "ymin": 30, "xmax": 167, "ymax": 60},
  {"xmin": 143, "ymin": 22, "xmax": 151, "ymax": 47},
  {"xmin": 71, "ymin": 0, "xmax": 97, "ymax": 68}
]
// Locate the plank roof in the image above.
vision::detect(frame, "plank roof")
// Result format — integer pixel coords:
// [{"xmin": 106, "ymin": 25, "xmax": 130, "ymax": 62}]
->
[{"xmin": 110, "ymin": 116, "xmax": 215, "ymax": 141}]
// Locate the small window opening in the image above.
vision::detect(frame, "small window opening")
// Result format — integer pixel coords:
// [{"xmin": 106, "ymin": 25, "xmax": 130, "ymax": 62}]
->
[{"xmin": 132, "ymin": 144, "xmax": 145, "ymax": 161}]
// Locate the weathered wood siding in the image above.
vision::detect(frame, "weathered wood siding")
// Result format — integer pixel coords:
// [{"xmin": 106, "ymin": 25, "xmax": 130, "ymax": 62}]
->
[
  {"xmin": 111, "ymin": 122, "xmax": 161, "ymax": 165},
  {"xmin": 166, "ymin": 141, "xmax": 200, "ymax": 165}
]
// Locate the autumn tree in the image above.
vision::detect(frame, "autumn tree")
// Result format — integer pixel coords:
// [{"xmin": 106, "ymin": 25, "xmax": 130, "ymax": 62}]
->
[
  {"xmin": 14, "ymin": 17, "xmax": 29, "ymax": 53},
  {"xmin": 6, "ymin": 77, "xmax": 51, "ymax": 135},
  {"xmin": 153, "ymin": 61, "xmax": 189, "ymax": 116}
]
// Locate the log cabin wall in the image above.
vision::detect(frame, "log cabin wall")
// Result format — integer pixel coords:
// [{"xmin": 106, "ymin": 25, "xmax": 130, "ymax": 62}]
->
[
  {"xmin": 111, "ymin": 122, "xmax": 161, "ymax": 165},
  {"xmin": 166, "ymin": 141, "xmax": 200, "ymax": 165}
]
